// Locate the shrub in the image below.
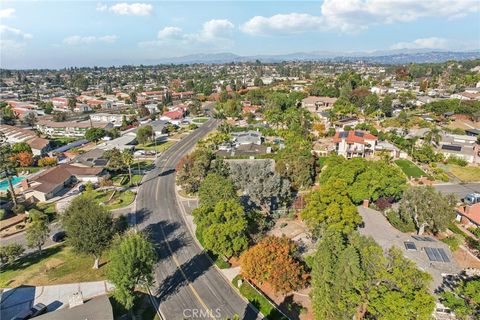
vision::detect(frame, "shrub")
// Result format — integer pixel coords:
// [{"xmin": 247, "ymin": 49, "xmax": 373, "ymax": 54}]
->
[
  {"xmin": 386, "ymin": 210, "xmax": 416, "ymax": 232},
  {"xmin": 0, "ymin": 243, "xmax": 25, "ymax": 264},
  {"xmin": 441, "ymin": 235, "xmax": 462, "ymax": 251},
  {"xmin": 446, "ymin": 156, "xmax": 468, "ymax": 167},
  {"xmin": 0, "ymin": 209, "xmax": 6, "ymax": 220},
  {"xmin": 12, "ymin": 204, "xmax": 26, "ymax": 214},
  {"xmin": 468, "ymin": 227, "xmax": 480, "ymax": 238},
  {"xmin": 375, "ymin": 197, "xmax": 394, "ymax": 211}
]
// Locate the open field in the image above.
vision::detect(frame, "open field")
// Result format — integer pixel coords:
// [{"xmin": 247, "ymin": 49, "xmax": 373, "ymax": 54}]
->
[
  {"xmin": 446, "ymin": 165, "xmax": 480, "ymax": 182},
  {"xmin": 0, "ymin": 245, "xmax": 107, "ymax": 287},
  {"xmin": 394, "ymin": 159, "xmax": 426, "ymax": 178}
]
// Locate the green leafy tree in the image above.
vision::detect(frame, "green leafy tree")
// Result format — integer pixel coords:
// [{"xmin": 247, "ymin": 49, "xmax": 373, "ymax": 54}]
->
[
  {"xmin": 104, "ymin": 148, "xmax": 125, "ymax": 172},
  {"xmin": 193, "ymin": 199, "xmax": 249, "ymax": 258},
  {"xmin": 398, "ymin": 186, "xmax": 456, "ymax": 235},
  {"xmin": 311, "ymin": 232, "xmax": 435, "ymax": 320},
  {"xmin": 85, "ymin": 128, "xmax": 106, "ymax": 142},
  {"xmin": 301, "ymin": 179, "xmax": 361, "ymax": 235},
  {"xmin": 198, "ymin": 173, "xmax": 237, "ymax": 210},
  {"xmin": 136, "ymin": 125, "xmax": 153, "ymax": 145},
  {"xmin": 23, "ymin": 112, "xmax": 37, "ymax": 127},
  {"xmin": 176, "ymin": 148, "xmax": 213, "ymax": 194},
  {"xmin": 381, "ymin": 94, "xmax": 393, "ymax": 117},
  {"xmin": 26, "ymin": 220, "xmax": 49, "ymax": 255},
  {"xmin": 0, "ymin": 141, "xmax": 19, "ymax": 206},
  {"xmin": 62, "ymin": 194, "xmax": 114, "ymax": 269},
  {"xmin": 439, "ymin": 276, "xmax": 480, "ymax": 320},
  {"xmin": 11, "ymin": 142, "xmax": 32, "ymax": 154},
  {"xmin": 108, "ymin": 231, "xmax": 157, "ymax": 309},
  {"xmin": 0, "ymin": 243, "xmax": 25, "ymax": 264}
]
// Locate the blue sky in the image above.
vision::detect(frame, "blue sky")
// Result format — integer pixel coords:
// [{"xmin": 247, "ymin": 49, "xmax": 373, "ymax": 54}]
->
[{"xmin": 1, "ymin": 0, "xmax": 479, "ymax": 69}]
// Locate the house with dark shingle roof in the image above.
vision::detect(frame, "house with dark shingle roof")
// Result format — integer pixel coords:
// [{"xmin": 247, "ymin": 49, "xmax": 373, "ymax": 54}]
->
[{"xmin": 24, "ymin": 164, "xmax": 106, "ymax": 202}]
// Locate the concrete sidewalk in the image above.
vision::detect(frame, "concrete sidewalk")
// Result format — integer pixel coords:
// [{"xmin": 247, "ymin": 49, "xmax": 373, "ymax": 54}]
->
[{"xmin": 0, "ymin": 281, "xmax": 114, "ymax": 320}]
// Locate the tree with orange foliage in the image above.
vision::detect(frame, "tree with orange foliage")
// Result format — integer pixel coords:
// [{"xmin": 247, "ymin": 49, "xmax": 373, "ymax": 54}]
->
[
  {"xmin": 14, "ymin": 151, "xmax": 34, "ymax": 167},
  {"xmin": 240, "ymin": 236, "xmax": 308, "ymax": 294}
]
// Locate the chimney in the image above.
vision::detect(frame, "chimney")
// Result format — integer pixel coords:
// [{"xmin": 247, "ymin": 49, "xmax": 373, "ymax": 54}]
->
[
  {"xmin": 21, "ymin": 179, "xmax": 30, "ymax": 191},
  {"xmin": 363, "ymin": 199, "xmax": 369, "ymax": 208},
  {"xmin": 69, "ymin": 291, "xmax": 84, "ymax": 308}
]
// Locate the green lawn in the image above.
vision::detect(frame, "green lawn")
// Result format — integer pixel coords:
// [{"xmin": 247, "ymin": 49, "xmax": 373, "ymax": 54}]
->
[
  {"xmin": 33, "ymin": 202, "xmax": 57, "ymax": 221},
  {"xmin": 0, "ymin": 245, "xmax": 108, "ymax": 287},
  {"xmin": 90, "ymin": 189, "xmax": 136, "ymax": 210},
  {"xmin": 446, "ymin": 165, "xmax": 480, "ymax": 182},
  {"xmin": 136, "ymin": 140, "xmax": 175, "ymax": 152},
  {"xmin": 394, "ymin": 159, "xmax": 426, "ymax": 178},
  {"xmin": 192, "ymin": 117, "xmax": 209, "ymax": 124},
  {"xmin": 111, "ymin": 173, "xmax": 143, "ymax": 186},
  {"xmin": 133, "ymin": 160, "xmax": 154, "ymax": 171},
  {"xmin": 50, "ymin": 137, "xmax": 79, "ymax": 148},
  {"xmin": 232, "ymin": 275, "xmax": 287, "ymax": 320},
  {"xmin": 16, "ymin": 167, "xmax": 41, "ymax": 174}
]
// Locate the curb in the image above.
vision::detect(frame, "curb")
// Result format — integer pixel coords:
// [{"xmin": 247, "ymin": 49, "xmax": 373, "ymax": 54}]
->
[{"xmin": 174, "ymin": 186, "xmax": 266, "ymax": 320}]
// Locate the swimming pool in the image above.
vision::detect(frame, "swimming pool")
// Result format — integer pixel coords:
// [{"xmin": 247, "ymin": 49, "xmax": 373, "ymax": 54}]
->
[{"xmin": 0, "ymin": 176, "xmax": 26, "ymax": 191}]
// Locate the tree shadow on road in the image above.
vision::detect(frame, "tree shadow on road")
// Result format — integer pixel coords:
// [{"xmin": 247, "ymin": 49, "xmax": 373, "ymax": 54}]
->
[
  {"xmin": 126, "ymin": 207, "xmax": 151, "ymax": 226},
  {"xmin": 144, "ymin": 220, "xmax": 190, "ymax": 262},
  {"xmin": 155, "ymin": 253, "xmax": 212, "ymax": 303}
]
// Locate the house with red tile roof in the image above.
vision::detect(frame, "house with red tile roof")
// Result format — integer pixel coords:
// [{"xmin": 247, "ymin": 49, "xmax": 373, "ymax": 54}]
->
[
  {"xmin": 160, "ymin": 107, "xmax": 184, "ymax": 125},
  {"xmin": 457, "ymin": 203, "xmax": 480, "ymax": 227},
  {"xmin": 332, "ymin": 130, "xmax": 378, "ymax": 158}
]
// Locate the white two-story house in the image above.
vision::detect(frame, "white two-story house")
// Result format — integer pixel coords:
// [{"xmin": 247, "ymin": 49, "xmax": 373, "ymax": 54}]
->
[{"xmin": 333, "ymin": 130, "xmax": 378, "ymax": 158}]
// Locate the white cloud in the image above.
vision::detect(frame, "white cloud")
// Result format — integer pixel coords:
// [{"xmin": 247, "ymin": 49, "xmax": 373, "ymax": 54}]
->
[
  {"xmin": 0, "ymin": 25, "xmax": 32, "ymax": 57},
  {"xmin": 241, "ymin": 0, "xmax": 480, "ymax": 36},
  {"xmin": 0, "ymin": 8, "xmax": 15, "ymax": 19},
  {"xmin": 157, "ymin": 27, "xmax": 183, "ymax": 40},
  {"xmin": 241, "ymin": 13, "xmax": 324, "ymax": 36},
  {"xmin": 63, "ymin": 35, "xmax": 117, "ymax": 45},
  {"xmin": 98, "ymin": 2, "xmax": 153, "ymax": 16},
  {"xmin": 140, "ymin": 19, "xmax": 235, "ymax": 48},
  {"xmin": 321, "ymin": 0, "xmax": 480, "ymax": 32},
  {"xmin": 201, "ymin": 19, "xmax": 234, "ymax": 40},
  {"xmin": 390, "ymin": 37, "xmax": 478, "ymax": 50},
  {"xmin": 0, "ymin": 25, "xmax": 32, "ymax": 40}
]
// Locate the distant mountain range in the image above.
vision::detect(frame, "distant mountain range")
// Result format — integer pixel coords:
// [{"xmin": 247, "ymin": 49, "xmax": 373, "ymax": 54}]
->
[{"xmin": 150, "ymin": 50, "xmax": 480, "ymax": 65}]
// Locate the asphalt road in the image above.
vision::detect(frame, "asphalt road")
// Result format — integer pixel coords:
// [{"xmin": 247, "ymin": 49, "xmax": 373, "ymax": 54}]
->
[
  {"xmin": 433, "ymin": 183, "xmax": 480, "ymax": 198},
  {"xmin": 135, "ymin": 119, "xmax": 262, "ymax": 320}
]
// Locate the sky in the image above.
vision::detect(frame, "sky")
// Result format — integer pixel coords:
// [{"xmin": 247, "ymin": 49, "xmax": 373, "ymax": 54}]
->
[{"xmin": 1, "ymin": 0, "xmax": 480, "ymax": 69}]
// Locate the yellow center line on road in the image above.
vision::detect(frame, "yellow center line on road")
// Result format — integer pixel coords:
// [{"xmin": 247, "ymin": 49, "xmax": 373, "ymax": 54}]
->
[{"xmin": 152, "ymin": 122, "xmax": 217, "ymax": 319}]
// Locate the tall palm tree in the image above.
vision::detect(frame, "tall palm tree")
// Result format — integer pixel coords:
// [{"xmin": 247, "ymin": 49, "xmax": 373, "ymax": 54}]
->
[
  {"xmin": 121, "ymin": 150, "xmax": 134, "ymax": 186},
  {"xmin": 424, "ymin": 128, "xmax": 442, "ymax": 146},
  {"xmin": 0, "ymin": 138, "xmax": 19, "ymax": 206}
]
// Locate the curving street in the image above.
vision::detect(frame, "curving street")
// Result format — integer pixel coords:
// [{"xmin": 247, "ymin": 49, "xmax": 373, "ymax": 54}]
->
[{"xmin": 135, "ymin": 118, "xmax": 262, "ymax": 320}]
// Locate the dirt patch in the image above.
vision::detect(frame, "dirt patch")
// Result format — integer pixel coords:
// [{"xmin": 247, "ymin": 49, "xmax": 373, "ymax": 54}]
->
[
  {"xmin": 45, "ymin": 258, "xmax": 64, "ymax": 270},
  {"xmin": 452, "ymin": 247, "xmax": 480, "ymax": 269}
]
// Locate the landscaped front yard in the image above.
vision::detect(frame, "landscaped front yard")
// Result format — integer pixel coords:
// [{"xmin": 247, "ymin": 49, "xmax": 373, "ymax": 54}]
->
[
  {"xmin": 445, "ymin": 165, "xmax": 480, "ymax": 182},
  {"xmin": 136, "ymin": 140, "xmax": 175, "ymax": 152},
  {"xmin": 91, "ymin": 189, "xmax": 136, "ymax": 210},
  {"xmin": 0, "ymin": 245, "xmax": 107, "ymax": 287},
  {"xmin": 394, "ymin": 159, "xmax": 426, "ymax": 178}
]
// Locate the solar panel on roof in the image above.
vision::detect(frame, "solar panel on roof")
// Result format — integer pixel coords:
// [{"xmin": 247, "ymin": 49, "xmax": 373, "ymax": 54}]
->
[
  {"xmin": 438, "ymin": 248, "xmax": 450, "ymax": 262},
  {"xmin": 354, "ymin": 131, "xmax": 364, "ymax": 137},
  {"xmin": 425, "ymin": 247, "xmax": 450, "ymax": 263},
  {"xmin": 442, "ymin": 144, "xmax": 462, "ymax": 152},
  {"xmin": 412, "ymin": 235, "xmax": 435, "ymax": 242},
  {"xmin": 425, "ymin": 247, "xmax": 438, "ymax": 261},
  {"xmin": 404, "ymin": 242, "xmax": 417, "ymax": 250},
  {"xmin": 339, "ymin": 131, "xmax": 348, "ymax": 138}
]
